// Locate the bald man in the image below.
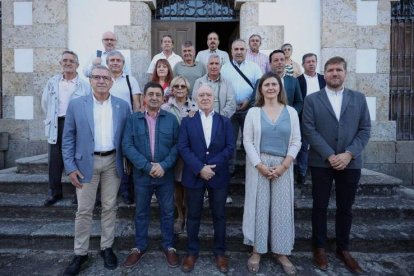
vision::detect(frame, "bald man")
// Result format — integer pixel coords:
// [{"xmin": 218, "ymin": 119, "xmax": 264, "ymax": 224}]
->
[{"xmin": 83, "ymin": 31, "xmax": 130, "ymax": 77}]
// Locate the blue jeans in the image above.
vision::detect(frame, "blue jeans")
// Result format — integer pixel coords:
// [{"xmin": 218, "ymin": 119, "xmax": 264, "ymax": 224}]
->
[
  {"xmin": 134, "ymin": 181, "xmax": 175, "ymax": 251},
  {"xmin": 295, "ymin": 139, "xmax": 309, "ymax": 177},
  {"xmin": 185, "ymin": 185, "xmax": 227, "ymax": 257}
]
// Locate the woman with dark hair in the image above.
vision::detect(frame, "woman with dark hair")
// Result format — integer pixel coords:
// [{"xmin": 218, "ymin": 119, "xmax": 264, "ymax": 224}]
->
[
  {"xmin": 243, "ymin": 72, "xmax": 301, "ymax": 275},
  {"xmin": 151, "ymin": 59, "xmax": 174, "ymax": 100},
  {"xmin": 162, "ymin": 75, "xmax": 198, "ymax": 233}
]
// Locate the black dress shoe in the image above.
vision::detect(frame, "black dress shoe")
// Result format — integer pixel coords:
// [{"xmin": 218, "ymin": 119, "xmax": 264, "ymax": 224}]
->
[
  {"xmin": 63, "ymin": 254, "xmax": 88, "ymax": 276},
  {"xmin": 101, "ymin": 247, "xmax": 118, "ymax": 270},
  {"xmin": 95, "ymin": 199, "xmax": 101, "ymax": 207},
  {"xmin": 43, "ymin": 194, "xmax": 63, "ymax": 206},
  {"xmin": 71, "ymin": 195, "xmax": 78, "ymax": 205},
  {"xmin": 122, "ymin": 195, "xmax": 134, "ymax": 205}
]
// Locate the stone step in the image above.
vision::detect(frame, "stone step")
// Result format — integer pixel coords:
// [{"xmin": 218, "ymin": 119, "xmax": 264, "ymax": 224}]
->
[
  {"xmin": 0, "ymin": 169, "xmax": 403, "ymax": 197},
  {"xmin": 1, "ymin": 192, "xmax": 413, "ymax": 222},
  {"xmin": 0, "ymin": 217, "xmax": 412, "ymax": 253},
  {"xmin": 1, "ymin": 249, "xmax": 413, "ymax": 276}
]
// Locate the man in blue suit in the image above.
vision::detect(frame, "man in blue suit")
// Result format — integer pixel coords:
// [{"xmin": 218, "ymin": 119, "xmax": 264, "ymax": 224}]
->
[
  {"xmin": 269, "ymin": 49, "xmax": 303, "ymax": 114},
  {"xmin": 62, "ymin": 65, "xmax": 130, "ymax": 275},
  {"xmin": 122, "ymin": 82, "xmax": 180, "ymax": 269},
  {"xmin": 302, "ymin": 57, "xmax": 371, "ymax": 274},
  {"xmin": 178, "ymin": 84, "xmax": 235, "ymax": 274}
]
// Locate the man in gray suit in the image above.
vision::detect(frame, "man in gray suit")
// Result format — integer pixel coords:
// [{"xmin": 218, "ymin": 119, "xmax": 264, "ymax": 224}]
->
[
  {"xmin": 302, "ymin": 56, "xmax": 371, "ymax": 274},
  {"xmin": 62, "ymin": 65, "xmax": 130, "ymax": 276}
]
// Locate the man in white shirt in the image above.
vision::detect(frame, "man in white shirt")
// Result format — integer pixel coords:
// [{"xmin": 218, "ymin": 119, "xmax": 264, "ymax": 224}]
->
[
  {"xmin": 42, "ymin": 50, "xmax": 91, "ymax": 207},
  {"xmin": 62, "ymin": 65, "xmax": 130, "ymax": 275},
  {"xmin": 296, "ymin": 53, "xmax": 326, "ymax": 185},
  {"xmin": 83, "ymin": 31, "xmax": 130, "ymax": 77},
  {"xmin": 302, "ymin": 57, "xmax": 371, "ymax": 274},
  {"xmin": 221, "ymin": 40, "xmax": 262, "ymax": 199},
  {"xmin": 195, "ymin": 32, "xmax": 230, "ymax": 67},
  {"xmin": 178, "ymin": 84, "xmax": 234, "ymax": 274},
  {"xmin": 147, "ymin": 35, "xmax": 183, "ymax": 78}
]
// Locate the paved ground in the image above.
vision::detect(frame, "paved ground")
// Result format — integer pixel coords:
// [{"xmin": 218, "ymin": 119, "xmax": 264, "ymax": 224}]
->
[{"xmin": 0, "ymin": 249, "xmax": 413, "ymax": 276}]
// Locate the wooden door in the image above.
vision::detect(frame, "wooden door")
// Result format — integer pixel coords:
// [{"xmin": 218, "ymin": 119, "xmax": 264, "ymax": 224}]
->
[{"xmin": 151, "ymin": 21, "xmax": 196, "ymax": 57}]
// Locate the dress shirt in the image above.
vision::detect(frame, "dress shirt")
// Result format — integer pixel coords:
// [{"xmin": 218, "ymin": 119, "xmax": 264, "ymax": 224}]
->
[
  {"xmin": 93, "ymin": 95, "xmax": 114, "ymax": 151},
  {"xmin": 220, "ymin": 60, "xmax": 262, "ymax": 104},
  {"xmin": 109, "ymin": 73, "xmax": 141, "ymax": 111},
  {"xmin": 199, "ymin": 110, "xmax": 214, "ymax": 148},
  {"xmin": 246, "ymin": 49, "xmax": 269, "ymax": 74},
  {"xmin": 58, "ymin": 76, "xmax": 77, "ymax": 117},
  {"xmin": 325, "ymin": 86, "xmax": 344, "ymax": 121},
  {"xmin": 195, "ymin": 49, "xmax": 230, "ymax": 67},
  {"xmin": 147, "ymin": 51, "xmax": 183, "ymax": 74},
  {"xmin": 145, "ymin": 110, "xmax": 160, "ymax": 160},
  {"xmin": 304, "ymin": 73, "xmax": 321, "ymax": 95}
]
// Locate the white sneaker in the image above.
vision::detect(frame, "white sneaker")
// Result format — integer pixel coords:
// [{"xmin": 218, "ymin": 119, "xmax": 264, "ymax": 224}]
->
[{"xmin": 226, "ymin": 196, "xmax": 233, "ymax": 204}]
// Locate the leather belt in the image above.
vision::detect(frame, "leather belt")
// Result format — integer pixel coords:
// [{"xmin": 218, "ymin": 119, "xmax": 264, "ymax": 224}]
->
[{"xmin": 94, "ymin": 149, "xmax": 115, "ymax": 156}]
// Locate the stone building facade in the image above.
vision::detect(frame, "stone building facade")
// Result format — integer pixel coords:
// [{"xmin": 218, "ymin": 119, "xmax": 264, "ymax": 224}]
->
[{"xmin": 1, "ymin": 0, "xmax": 413, "ymax": 185}]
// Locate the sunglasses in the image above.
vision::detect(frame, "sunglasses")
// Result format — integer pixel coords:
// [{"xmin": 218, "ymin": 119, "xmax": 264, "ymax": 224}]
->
[{"xmin": 173, "ymin": 84, "xmax": 187, "ymax": 89}]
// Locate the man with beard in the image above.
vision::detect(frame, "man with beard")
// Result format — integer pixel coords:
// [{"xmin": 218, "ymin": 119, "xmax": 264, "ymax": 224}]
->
[
  {"xmin": 196, "ymin": 32, "xmax": 230, "ymax": 67},
  {"xmin": 302, "ymin": 56, "xmax": 371, "ymax": 274}
]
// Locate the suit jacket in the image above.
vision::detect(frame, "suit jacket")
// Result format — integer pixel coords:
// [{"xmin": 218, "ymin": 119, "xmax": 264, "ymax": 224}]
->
[
  {"xmin": 178, "ymin": 111, "xmax": 235, "ymax": 189},
  {"xmin": 302, "ymin": 88, "xmax": 371, "ymax": 169},
  {"xmin": 62, "ymin": 94, "xmax": 130, "ymax": 183},
  {"xmin": 297, "ymin": 73, "xmax": 326, "ymax": 100},
  {"xmin": 122, "ymin": 109, "xmax": 179, "ymax": 186},
  {"xmin": 283, "ymin": 75, "xmax": 303, "ymax": 114}
]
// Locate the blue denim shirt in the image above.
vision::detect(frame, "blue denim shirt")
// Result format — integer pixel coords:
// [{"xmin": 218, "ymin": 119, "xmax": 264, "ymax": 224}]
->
[{"xmin": 122, "ymin": 109, "xmax": 179, "ymax": 186}]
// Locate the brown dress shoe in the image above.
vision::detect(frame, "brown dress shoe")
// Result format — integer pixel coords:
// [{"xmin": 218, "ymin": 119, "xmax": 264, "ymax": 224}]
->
[
  {"xmin": 181, "ymin": 255, "xmax": 197, "ymax": 273},
  {"xmin": 123, "ymin": 248, "xmax": 145, "ymax": 268},
  {"xmin": 164, "ymin": 248, "xmax": 179, "ymax": 268},
  {"xmin": 215, "ymin": 255, "xmax": 229, "ymax": 273},
  {"xmin": 336, "ymin": 250, "xmax": 363, "ymax": 274},
  {"xmin": 313, "ymin": 248, "xmax": 328, "ymax": 271}
]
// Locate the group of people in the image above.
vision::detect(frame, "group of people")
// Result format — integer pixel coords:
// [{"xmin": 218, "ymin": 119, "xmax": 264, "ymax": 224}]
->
[{"xmin": 40, "ymin": 30, "xmax": 371, "ymax": 276}]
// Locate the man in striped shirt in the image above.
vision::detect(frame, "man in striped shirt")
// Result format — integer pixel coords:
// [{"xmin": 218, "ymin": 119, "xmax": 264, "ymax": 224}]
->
[{"xmin": 246, "ymin": 34, "xmax": 269, "ymax": 74}]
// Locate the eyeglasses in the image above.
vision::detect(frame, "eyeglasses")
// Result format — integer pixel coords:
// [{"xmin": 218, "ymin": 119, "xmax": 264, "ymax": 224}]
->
[
  {"xmin": 102, "ymin": 38, "xmax": 116, "ymax": 42},
  {"xmin": 90, "ymin": 75, "xmax": 112, "ymax": 81},
  {"xmin": 173, "ymin": 84, "xmax": 187, "ymax": 89},
  {"xmin": 250, "ymin": 39, "xmax": 260, "ymax": 42},
  {"xmin": 283, "ymin": 48, "xmax": 292, "ymax": 51}
]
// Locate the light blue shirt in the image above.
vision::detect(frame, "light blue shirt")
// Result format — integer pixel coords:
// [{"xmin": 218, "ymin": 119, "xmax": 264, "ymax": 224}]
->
[
  {"xmin": 260, "ymin": 107, "xmax": 291, "ymax": 157},
  {"xmin": 220, "ymin": 60, "xmax": 262, "ymax": 104}
]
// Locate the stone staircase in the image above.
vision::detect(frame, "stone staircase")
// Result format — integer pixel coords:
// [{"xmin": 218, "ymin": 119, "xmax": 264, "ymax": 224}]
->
[{"xmin": 0, "ymin": 153, "xmax": 414, "ymax": 275}]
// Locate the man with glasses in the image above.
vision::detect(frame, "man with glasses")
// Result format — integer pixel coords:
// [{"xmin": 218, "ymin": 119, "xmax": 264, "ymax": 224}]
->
[
  {"xmin": 246, "ymin": 34, "xmax": 269, "ymax": 74},
  {"xmin": 42, "ymin": 50, "xmax": 91, "ymax": 207},
  {"xmin": 62, "ymin": 65, "xmax": 130, "ymax": 276},
  {"xmin": 83, "ymin": 31, "xmax": 130, "ymax": 77}
]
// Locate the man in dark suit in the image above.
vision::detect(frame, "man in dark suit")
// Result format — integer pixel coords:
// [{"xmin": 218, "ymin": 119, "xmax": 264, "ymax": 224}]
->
[
  {"xmin": 269, "ymin": 49, "xmax": 303, "ymax": 114},
  {"xmin": 178, "ymin": 84, "xmax": 235, "ymax": 274},
  {"xmin": 302, "ymin": 56, "xmax": 371, "ymax": 274},
  {"xmin": 62, "ymin": 65, "xmax": 130, "ymax": 275},
  {"xmin": 296, "ymin": 53, "xmax": 326, "ymax": 185}
]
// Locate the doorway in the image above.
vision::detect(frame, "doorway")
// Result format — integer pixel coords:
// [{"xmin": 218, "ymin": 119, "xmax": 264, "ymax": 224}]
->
[{"xmin": 151, "ymin": 21, "xmax": 239, "ymax": 57}]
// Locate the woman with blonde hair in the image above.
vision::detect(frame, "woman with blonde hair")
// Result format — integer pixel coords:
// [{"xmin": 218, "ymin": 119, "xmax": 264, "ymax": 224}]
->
[
  {"xmin": 243, "ymin": 72, "xmax": 301, "ymax": 275},
  {"xmin": 162, "ymin": 75, "xmax": 198, "ymax": 233}
]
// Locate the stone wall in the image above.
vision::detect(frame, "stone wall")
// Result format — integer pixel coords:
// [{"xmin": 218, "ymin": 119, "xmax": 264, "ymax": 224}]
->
[{"xmin": 1, "ymin": 0, "xmax": 68, "ymax": 167}]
